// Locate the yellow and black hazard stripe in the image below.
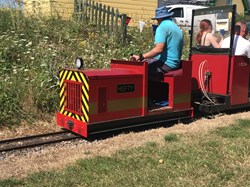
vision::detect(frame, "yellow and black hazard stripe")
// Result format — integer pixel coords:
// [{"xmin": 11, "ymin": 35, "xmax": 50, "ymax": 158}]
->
[{"xmin": 59, "ymin": 69, "xmax": 89, "ymax": 123}]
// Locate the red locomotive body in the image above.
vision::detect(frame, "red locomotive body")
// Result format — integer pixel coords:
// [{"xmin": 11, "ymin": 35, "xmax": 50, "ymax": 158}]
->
[
  {"xmin": 56, "ymin": 60, "xmax": 193, "ymax": 137},
  {"xmin": 56, "ymin": 5, "xmax": 250, "ymax": 137}
]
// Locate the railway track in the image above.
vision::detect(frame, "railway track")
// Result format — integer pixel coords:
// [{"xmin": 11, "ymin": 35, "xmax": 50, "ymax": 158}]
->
[
  {"xmin": 0, "ymin": 115, "xmax": 193, "ymax": 153},
  {"xmin": 0, "ymin": 131, "xmax": 81, "ymax": 153}
]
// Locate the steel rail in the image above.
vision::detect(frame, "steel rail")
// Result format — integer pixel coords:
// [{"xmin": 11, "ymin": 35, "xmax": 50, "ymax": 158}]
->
[
  {"xmin": 0, "ymin": 116, "xmax": 192, "ymax": 153},
  {"xmin": 0, "ymin": 130, "xmax": 67, "ymax": 144},
  {"xmin": 0, "ymin": 131, "xmax": 81, "ymax": 153}
]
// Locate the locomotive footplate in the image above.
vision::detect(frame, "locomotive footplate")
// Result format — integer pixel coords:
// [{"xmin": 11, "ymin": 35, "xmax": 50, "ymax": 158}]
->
[
  {"xmin": 199, "ymin": 103, "xmax": 227, "ymax": 114},
  {"xmin": 198, "ymin": 94, "xmax": 230, "ymax": 114},
  {"xmin": 198, "ymin": 93, "xmax": 250, "ymax": 114}
]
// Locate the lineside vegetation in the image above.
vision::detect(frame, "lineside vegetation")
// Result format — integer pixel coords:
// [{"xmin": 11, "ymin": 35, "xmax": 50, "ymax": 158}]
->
[{"xmin": 0, "ymin": 8, "xmax": 194, "ymax": 127}]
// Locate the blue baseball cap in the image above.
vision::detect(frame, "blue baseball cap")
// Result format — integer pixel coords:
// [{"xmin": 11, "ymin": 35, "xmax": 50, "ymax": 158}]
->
[{"xmin": 152, "ymin": 6, "xmax": 174, "ymax": 20}]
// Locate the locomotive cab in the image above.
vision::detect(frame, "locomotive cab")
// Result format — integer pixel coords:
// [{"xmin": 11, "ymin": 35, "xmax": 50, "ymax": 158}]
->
[
  {"xmin": 190, "ymin": 5, "xmax": 250, "ymax": 114},
  {"xmin": 147, "ymin": 59, "xmax": 192, "ymax": 113}
]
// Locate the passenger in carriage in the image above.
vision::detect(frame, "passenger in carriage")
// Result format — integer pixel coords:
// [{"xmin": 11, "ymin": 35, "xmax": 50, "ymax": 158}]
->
[
  {"xmin": 131, "ymin": 6, "xmax": 183, "ymax": 80},
  {"xmin": 196, "ymin": 19, "xmax": 222, "ymax": 48},
  {"xmin": 221, "ymin": 21, "xmax": 250, "ymax": 58}
]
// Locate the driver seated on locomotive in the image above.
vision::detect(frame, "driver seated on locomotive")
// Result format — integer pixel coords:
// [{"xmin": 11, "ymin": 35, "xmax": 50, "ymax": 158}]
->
[
  {"xmin": 131, "ymin": 6, "xmax": 183, "ymax": 81},
  {"xmin": 196, "ymin": 19, "xmax": 222, "ymax": 48}
]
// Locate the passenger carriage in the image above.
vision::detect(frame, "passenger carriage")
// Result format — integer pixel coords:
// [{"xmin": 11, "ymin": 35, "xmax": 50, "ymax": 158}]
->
[{"xmin": 190, "ymin": 5, "xmax": 250, "ymax": 113}]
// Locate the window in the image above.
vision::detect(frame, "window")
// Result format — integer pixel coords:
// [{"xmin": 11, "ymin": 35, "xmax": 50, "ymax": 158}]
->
[
  {"xmin": 170, "ymin": 8, "xmax": 183, "ymax": 18},
  {"xmin": 227, "ymin": 0, "xmax": 232, "ymax": 5},
  {"xmin": 217, "ymin": 12, "xmax": 228, "ymax": 19}
]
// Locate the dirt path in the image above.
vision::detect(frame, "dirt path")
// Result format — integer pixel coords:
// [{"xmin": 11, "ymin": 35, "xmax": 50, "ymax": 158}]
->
[{"xmin": 0, "ymin": 111, "xmax": 250, "ymax": 179}]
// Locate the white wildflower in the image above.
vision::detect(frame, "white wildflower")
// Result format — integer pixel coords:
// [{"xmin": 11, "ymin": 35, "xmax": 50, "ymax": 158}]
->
[
  {"xmin": 40, "ymin": 63, "xmax": 47, "ymax": 67},
  {"xmin": 25, "ymin": 42, "xmax": 32, "ymax": 47},
  {"xmin": 90, "ymin": 54, "xmax": 94, "ymax": 60}
]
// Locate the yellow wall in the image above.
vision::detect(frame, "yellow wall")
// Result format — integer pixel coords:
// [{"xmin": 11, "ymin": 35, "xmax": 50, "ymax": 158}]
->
[
  {"xmin": 94, "ymin": 0, "xmax": 157, "ymax": 24},
  {"xmin": 232, "ymin": 0, "xmax": 244, "ymax": 16},
  {"xmin": 51, "ymin": 0, "xmax": 74, "ymax": 19},
  {"xmin": 24, "ymin": 0, "xmax": 51, "ymax": 17},
  {"xmin": 22, "ymin": 0, "xmax": 247, "ymax": 21},
  {"xmin": 23, "ymin": 0, "xmax": 157, "ymax": 24},
  {"xmin": 23, "ymin": 0, "xmax": 74, "ymax": 19},
  {"xmin": 215, "ymin": 0, "xmax": 244, "ymax": 15}
]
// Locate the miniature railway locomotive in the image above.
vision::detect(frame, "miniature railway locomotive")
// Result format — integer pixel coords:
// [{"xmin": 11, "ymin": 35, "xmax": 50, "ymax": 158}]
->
[
  {"xmin": 56, "ymin": 59, "xmax": 193, "ymax": 137},
  {"xmin": 56, "ymin": 5, "xmax": 250, "ymax": 137}
]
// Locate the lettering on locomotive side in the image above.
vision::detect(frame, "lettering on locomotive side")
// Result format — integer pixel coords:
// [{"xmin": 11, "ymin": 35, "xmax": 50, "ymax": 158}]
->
[
  {"xmin": 238, "ymin": 62, "xmax": 248, "ymax": 67},
  {"xmin": 117, "ymin": 84, "xmax": 135, "ymax": 93}
]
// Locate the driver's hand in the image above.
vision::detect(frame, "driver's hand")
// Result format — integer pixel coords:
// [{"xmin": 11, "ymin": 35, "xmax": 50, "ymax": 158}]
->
[
  {"xmin": 129, "ymin": 56, "xmax": 136, "ymax": 61},
  {"xmin": 131, "ymin": 54, "xmax": 139, "ymax": 61}
]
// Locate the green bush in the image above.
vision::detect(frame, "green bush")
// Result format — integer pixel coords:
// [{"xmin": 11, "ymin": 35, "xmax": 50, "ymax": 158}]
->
[{"xmin": 0, "ymin": 81, "xmax": 22, "ymax": 125}]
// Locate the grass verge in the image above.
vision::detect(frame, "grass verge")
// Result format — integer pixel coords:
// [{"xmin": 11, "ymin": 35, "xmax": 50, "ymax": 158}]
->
[{"xmin": 0, "ymin": 119, "xmax": 250, "ymax": 187}]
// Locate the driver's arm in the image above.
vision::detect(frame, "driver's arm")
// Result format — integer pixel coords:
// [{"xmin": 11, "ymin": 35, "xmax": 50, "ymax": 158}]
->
[
  {"xmin": 132, "ymin": 43, "xmax": 164, "ymax": 61},
  {"xmin": 142, "ymin": 43, "xmax": 165, "ymax": 59}
]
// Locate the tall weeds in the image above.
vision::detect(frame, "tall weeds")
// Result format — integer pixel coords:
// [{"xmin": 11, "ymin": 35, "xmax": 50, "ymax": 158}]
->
[{"xmin": 0, "ymin": 8, "xmax": 189, "ymax": 127}]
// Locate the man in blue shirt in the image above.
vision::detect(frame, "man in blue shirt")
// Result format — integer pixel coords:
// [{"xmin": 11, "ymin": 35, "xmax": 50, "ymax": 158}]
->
[{"xmin": 132, "ymin": 6, "xmax": 183, "ymax": 79}]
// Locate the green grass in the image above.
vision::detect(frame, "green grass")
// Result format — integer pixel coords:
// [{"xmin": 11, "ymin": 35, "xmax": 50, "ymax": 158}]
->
[
  {"xmin": 164, "ymin": 133, "xmax": 179, "ymax": 142},
  {"xmin": 215, "ymin": 119, "xmax": 250, "ymax": 139},
  {"xmin": 1, "ymin": 119, "xmax": 250, "ymax": 187}
]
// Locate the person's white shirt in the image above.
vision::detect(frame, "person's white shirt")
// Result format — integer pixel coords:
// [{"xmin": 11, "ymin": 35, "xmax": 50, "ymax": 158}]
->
[{"xmin": 221, "ymin": 35, "xmax": 250, "ymax": 58}]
